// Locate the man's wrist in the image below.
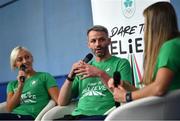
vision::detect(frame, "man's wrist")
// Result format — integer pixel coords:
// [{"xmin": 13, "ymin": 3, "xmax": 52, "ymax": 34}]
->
[
  {"xmin": 126, "ymin": 91, "xmax": 132, "ymax": 102},
  {"xmin": 67, "ymin": 76, "xmax": 74, "ymax": 82}
]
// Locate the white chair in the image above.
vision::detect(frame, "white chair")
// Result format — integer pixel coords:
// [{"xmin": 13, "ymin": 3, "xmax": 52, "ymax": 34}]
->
[
  {"xmin": 41, "ymin": 100, "xmax": 77, "ymax": 121},
  {"xmin": 105, "ymin": 89, "xmax": 180, "ymax": 120},
  {"xmin": 35, "ymin": 100, "xmax": 56, "ymax": 121},
  {"xmin": 0, "ymin": 99, "xmax": 56, "ymax": 121},
  {"xmin": 0, "ymin": 102, "xmax": 8, "ymax": 113},
  {"xmin": 41, "ymin": 100, "xmax": 116, "ymax": 121},
  {"xmin": 42, "ymin": 89, "xmax": 180, "ymax": 121}
]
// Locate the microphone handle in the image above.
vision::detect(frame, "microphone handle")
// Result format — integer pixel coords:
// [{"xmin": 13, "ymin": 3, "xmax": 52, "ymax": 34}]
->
[
  {"xmin": 19, "ymin": 64, "xmax": 27, "ymax": 82},
  {"xmin": 115, "ymin": 101, "xmax": 120, "ymax": 107},
  {"xmin": 113, "ymin": 71, "xmax": 121, "ymax": 107},
  {"xmin": 20, "ymin": 76, "xmax": 26, "ymax": 82}
]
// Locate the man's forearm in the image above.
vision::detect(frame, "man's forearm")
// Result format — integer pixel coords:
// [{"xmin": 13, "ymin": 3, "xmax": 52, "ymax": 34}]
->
[{"xmin": 58, "ymin": 79, "xmax": 73, "ymax": 106}]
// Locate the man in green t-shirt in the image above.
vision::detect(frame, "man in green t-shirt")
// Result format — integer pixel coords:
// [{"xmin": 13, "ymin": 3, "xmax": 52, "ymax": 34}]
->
[{"xmin": 57, "ymin": 25, "xmax": 132, "ymax": 120}]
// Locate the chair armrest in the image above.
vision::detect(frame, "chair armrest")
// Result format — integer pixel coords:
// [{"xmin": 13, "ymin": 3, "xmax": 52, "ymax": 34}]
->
[
  {"xmin": 41, "ymin": 101, "xmax": 77, "ymax": 121},
  {"xmin": 105, "ymin": 96, "xmax": 163, "ymax": 121},
  {"xmin": 35, "ymin": 99, "xmax": 56, "ymax": 121},
  {"xmin": 0, "ymin": 102, "xmax": 8, "ymax": 113},
  {"xmin": 104, "ymin": 106, "xmax": 116, "ymax": 115}
]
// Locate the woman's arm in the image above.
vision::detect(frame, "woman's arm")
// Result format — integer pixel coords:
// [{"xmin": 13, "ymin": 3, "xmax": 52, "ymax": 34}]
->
[
  {"xmin": 131, "ymin": 67, "xmax": 174, "ymax": 100},
  {"xmin": 6, "ymin": 70, "xmax": 25, "ymax": 112},
  {"xmin": 6, "ymin": 85, "xmax": 23, "ymax": 112},
  {"xmin": 48, "ymin": 87, "xmax": 59, "ymax": 104},
  {"xmin": 114, "ymin": 67, "xmax": 174, "ymax": 103}
]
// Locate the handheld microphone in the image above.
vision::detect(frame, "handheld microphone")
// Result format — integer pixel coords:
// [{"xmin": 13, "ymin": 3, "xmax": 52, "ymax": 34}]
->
[
  {"xmin": 19, "ymin": 64, "xmax": 26, "ymax": 82},
  {"xmin": 113, "ymin": 71, "xmax": 121, "ymax": 107},
  {"xmin": 69, "ymin": 53, "xmax": 93, "ymax": 81},
  {"xmin": 82, "ymin": 53, "xmax": 93, "ymax": 63}
]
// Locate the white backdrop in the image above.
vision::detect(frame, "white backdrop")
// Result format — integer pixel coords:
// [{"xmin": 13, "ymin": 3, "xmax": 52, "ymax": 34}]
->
[{"xmin": 91, "ymin": 0, "xmax": 170, "ymax": 88}]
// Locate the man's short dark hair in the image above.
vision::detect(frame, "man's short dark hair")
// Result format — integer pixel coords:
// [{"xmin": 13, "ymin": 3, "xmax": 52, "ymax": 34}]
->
[{"xmin": 87, "ymin": 25, "xmax": 109, "ymax": 37}]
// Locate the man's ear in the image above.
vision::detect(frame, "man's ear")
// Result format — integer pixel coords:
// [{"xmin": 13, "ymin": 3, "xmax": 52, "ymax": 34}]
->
[{"xmin": 108, "ymin": 38, "xmax": 111, "ymax": 45}]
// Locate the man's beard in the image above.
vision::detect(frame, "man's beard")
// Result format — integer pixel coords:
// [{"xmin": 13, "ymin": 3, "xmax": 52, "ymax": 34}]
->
[
  {"xmin": 96, "ymin": 53, "xmax": 105, "ymax": 57},
  {"xmin": 91, "ymin": 47, "xmax": 107, "ymax": 58}
]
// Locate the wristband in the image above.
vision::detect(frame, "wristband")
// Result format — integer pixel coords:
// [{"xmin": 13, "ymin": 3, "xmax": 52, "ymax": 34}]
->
[
  {"xmin": 126, "ymin": 91, "xmax": 132, "ymax": 102},
  {"xmin": 67, "ymin": 76, "xmax": 74, "ymax": 82}
]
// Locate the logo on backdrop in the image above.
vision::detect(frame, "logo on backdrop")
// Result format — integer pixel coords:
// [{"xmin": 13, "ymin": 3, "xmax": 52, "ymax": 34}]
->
[
  {"xmin": 109, "ymin": 23, "xmax": 144, "ymax": 88},
  {"xmin": 122, "ymin": 0, "xmax": 136, "ymax": 18},
  {"xmin": 109, "ymin": 24, "xmax": 144, "ymax": 55}
]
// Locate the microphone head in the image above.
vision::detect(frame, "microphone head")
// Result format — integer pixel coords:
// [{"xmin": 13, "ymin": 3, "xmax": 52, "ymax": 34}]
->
[
  {"xmin": 83, "ymin": 53, "xmax": 93, "ymax": 63},
  {"xmin": 20, "ymin": 64, "xmax": 27, "ymax": 71}
]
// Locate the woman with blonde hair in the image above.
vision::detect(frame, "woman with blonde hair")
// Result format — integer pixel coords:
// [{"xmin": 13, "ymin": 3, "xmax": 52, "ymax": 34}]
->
[
  {"xmin": 0, "ymin": 46, "xmax": 59, "ymax": 120},
  {"xmin": 109, "ymin": 2, "xmax": 180, "ymax": 103}
]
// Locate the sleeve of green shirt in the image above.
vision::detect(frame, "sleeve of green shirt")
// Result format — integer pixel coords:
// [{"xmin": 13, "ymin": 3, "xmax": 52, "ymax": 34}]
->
[
  {"xmin": 157, "ymin": 41, "xmax": 180, "ymax": 73},
  {"xmin": 43, "ymin": 72, "xmax": 58, "ymax": 89},
  {"xmin": 71, "ymin": 76, "xmax": 79, "ymax": 98},
  {"xmin": 117, "ymin": 58, "xmax": 132, "ymax": 84},
  {"xmin": 7, "ymin": 81, "xmax": 15, "ymax": 94}
]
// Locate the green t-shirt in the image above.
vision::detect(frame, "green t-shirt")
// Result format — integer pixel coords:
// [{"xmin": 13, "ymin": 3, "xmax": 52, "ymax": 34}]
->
[
  {"xmin": 7, "ymin": 72, "xmax": 58, "ymax": 118},
  {"xmin": 153, "ymin": 37, "xmax": 180, "ymax": 91},
  {"xmin": 71, "ymin": 56, "xmax": 132, "ymax": 116}
]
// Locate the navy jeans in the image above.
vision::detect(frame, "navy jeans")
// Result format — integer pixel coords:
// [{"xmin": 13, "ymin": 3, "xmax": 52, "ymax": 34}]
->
[
  {"xmin": 0, "ymin": 113, "xmax": 34, "ymax": 120},
  {"xmin": 54, "ymin": 114, "xmax": 107, "ymax": 120}
]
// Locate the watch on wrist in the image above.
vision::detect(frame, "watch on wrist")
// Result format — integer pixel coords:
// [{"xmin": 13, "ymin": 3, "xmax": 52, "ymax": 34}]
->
[
  {"xmin": 67, "ymin": 76, "xmax": 74, "ymax": 82},
  {"xmin": 126, "ymin": 91, "xmax": 132, "ymax": 102}
]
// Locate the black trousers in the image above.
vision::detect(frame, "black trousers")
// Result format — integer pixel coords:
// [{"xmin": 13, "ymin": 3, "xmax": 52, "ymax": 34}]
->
[
  {"xmin": 0, "ymin": 113, "xmax": 34, "ymax": 120},
  {"xmin": 54, "ymin": 114, "xmax": 107, "ymax": 120}
]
